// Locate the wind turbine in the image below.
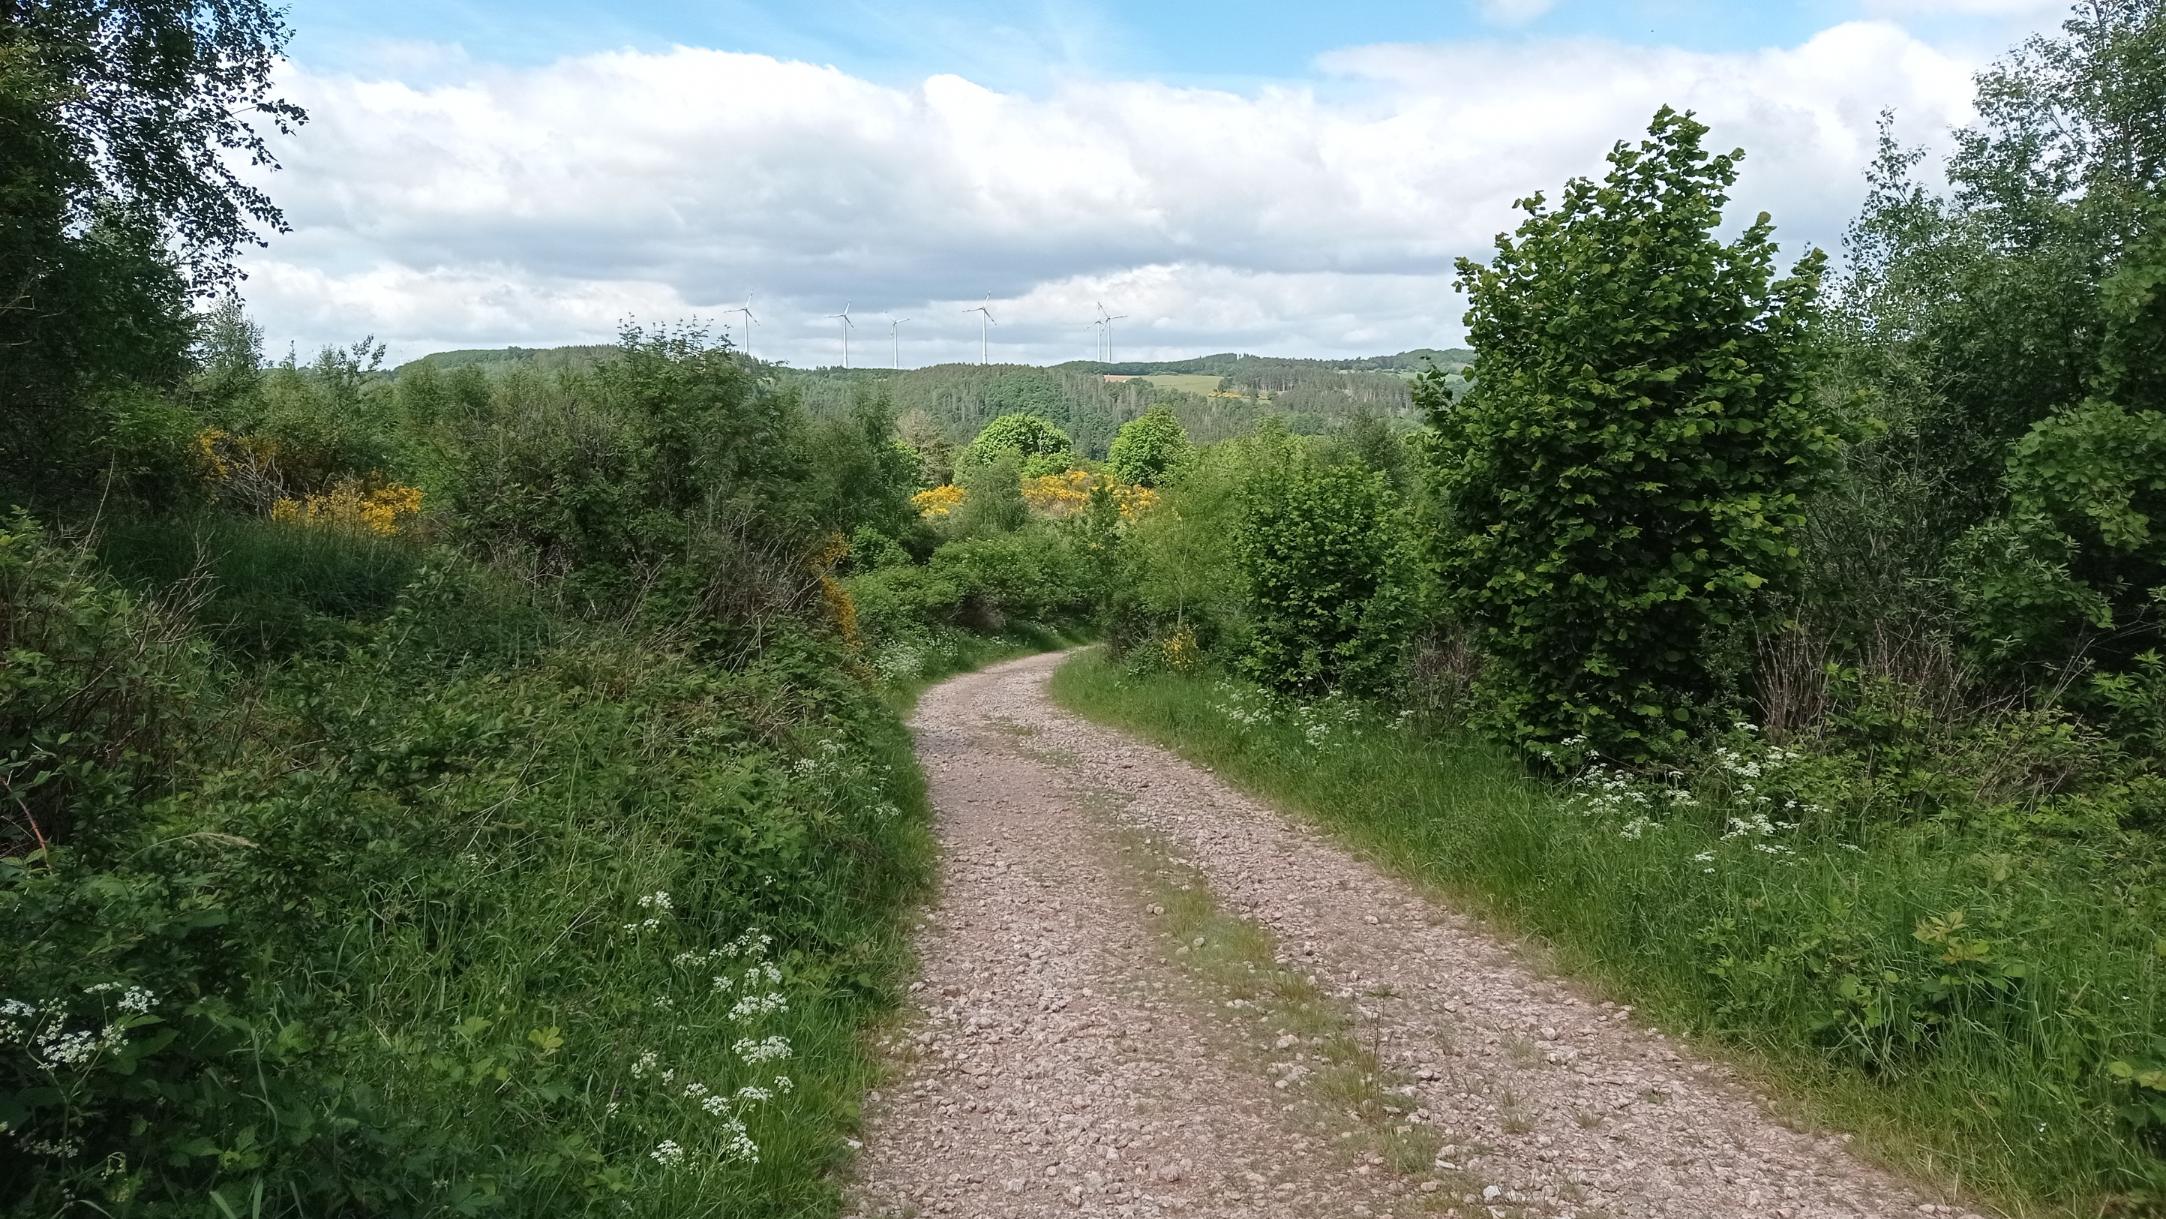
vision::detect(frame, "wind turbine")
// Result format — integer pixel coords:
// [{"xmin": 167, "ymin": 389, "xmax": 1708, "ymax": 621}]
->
[
  {"xmin": 1098, "ymin": 302, "xmax": 1128, "ymax": 364},
  {"xmin": 890, "ymin": 315, "xmax": 909, "ymax": 369},
  {"xmin": 963, "ymin": 294, "xmax": 996, "ymax": 365},
  {"xmin": 830, "ymin": 301, "xmax": 855, "ymax": 368},
  {"xmin": 731, "ymin": 291, "xmax": 759, "ymax": 359},
  {"xmin": 1089, "ymin": 317, "xmax": 1104, "ymax": 362}
]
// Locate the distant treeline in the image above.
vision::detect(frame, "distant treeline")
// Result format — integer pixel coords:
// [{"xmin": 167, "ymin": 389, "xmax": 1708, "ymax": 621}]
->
[{"xmin": 387, "ymin": 344, "xmax": 1470, "ymax": 455}]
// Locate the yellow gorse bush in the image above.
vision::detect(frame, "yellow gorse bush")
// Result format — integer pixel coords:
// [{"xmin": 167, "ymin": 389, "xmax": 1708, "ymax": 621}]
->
[
  {"xmin": 193, "ymin": 427, "xmax": 280, "ymax": 483},
  {"xmin": 270, "ymin": 480, "xmax": 426, "ymax": 537},
  {"xmin": 912, "ymin": 484, "xmax": 966, "ymax": 519},
  {"xmin": 1159, "ymin": 623, "xmax": 1203, "ymax": 674},
  {"xmin": 1020, "ymin": 469, "xmax": 1158, "ymax": 521},
  {"xmin": 811, "ymin": 531, "xmax": 862, "ymax": 647}
]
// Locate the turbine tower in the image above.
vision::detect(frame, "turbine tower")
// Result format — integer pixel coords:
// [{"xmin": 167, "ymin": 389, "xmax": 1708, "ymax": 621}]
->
[
  {"xmin": 1098, "ymin": 302, "xmax": 1129, "ymax": 364},
  {"xmin": 1090, "ymin": 317, "xmax": 1104, "ymax": 362},
  {"xmin": 730, "ymin": 291, "xmax": 759, "ymax": 359},
  {"xmin": 964, "ymin": 294, "xmax": 996, "ymax": 365},
  {"xmin": 890, "ymin": 315, "xmax": 910, "ymax": 369},
  {"xmin": 830, "ymin": 301, "xmax": 855, "ymax": 368}
]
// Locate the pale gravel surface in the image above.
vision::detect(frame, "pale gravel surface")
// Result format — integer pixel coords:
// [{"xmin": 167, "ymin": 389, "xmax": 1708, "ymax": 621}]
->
[{"xmin": 845, "ymin": 652, "xmax": 1987, "ymax": 1219}]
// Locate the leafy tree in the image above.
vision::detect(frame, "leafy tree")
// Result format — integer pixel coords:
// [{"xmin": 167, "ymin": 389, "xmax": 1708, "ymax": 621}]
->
[
  {"xmin": 1107, "ymin": 405, "xmax": 1192, "ymax": 486},
  {"xmin": 1427, "ymin": 106, "xmax": 1840, "ymax": 759},
  {"xmin": 2, "ymin": 0, "xmax": 304, "ymax": 500},
  {"xmin": 1332, "ymin": 410, "xmax": 1410, "ymax": 492},
  {"xmin": 1951, "ymin": 214, "xmax": 2166, "ymax": 677},
  {"xmin": 193, "ymin": 292, "xmax": 264, "ymax": 404},
  {"xmin": 1835, "ymin": 2, "xmax": 2166, "ymax": 520},
  {"xmin": 1951, "ymin": 400, "xmax": 2166, "ymax": 675},
  {"xmin": 1236, "ymin": 462, "xmax": 1415, "ymax": 697},
  {"xmin": 801, "ymin": 391, "xmax": 922, "ymax": 543},
  {"xmin": 960, "ymin": 412, "xmax": 1074, "ymax": 476}
]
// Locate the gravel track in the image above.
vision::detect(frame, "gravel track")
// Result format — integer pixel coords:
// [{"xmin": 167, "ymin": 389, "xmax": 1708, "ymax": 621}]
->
[{"xmin": 844, "ymin": 652, "xmax": 1984, "ymax": 1219}]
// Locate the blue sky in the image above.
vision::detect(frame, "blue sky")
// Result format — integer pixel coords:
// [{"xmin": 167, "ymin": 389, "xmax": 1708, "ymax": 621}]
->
[
  {"xmin": 248, "ymin": 0, "xmax": 2067, "ymax": 366},
  {"xmin": 289, "ymin": 1, "xmax": 2013, "ymax": 83}
]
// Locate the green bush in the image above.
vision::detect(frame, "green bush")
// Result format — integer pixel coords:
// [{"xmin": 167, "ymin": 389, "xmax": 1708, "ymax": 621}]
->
[
  {"xmin": 1428, "ymin": 106, "xmax": 1841, "ymax": 761},
  {"xmin": 1108, "ymin": 427, "xmax": 1295, "ymax": 659},
  {"xmin": 1107, "ymin": 405, "xmax": 1192, "ymax": 487},
  {"xmin": 99, "ymin": 514, "xmax": 424, "ymax": 660},
  {"xmin": 959, "ymin": 412, "xmax": 1072, "ymax": 477},
  {"xmin": 847, "ymin": 525, "xmax": 1093, "ymax": 647},
  {"xmin": 945, "ymin": 450, "xmax": 1028, "ymax": 537},
  {"xmin": 1951, "ymin": 399, "xmax": 2166, "ymax": 679},
  {"xmin": 1235, "ymin": 462, "xmax": 1416, "ymax": 697}
]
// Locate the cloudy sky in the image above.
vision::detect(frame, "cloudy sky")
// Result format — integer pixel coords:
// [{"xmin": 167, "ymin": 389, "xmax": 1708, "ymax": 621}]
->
[{"xmin": 240, "ymin": 0, "xmax": 2071, "ymax": 367}]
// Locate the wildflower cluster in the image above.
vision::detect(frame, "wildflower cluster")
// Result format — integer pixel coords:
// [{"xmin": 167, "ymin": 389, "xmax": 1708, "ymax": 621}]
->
[
  {"xmin": 1, "ymin": 983, "xmax": 161, "ymax": 1079},
  {"xmin": 1211, "ymin": 679, "xmax": 1283, "ymax": 730},
  {"xmin": 270, "ymin": 479, "xmax": 425, "ymax": 537},
  {"xmin": 788, "ymin": 734, "xmax": 903, "ymax": 824},
  {"xmin": 1562, "ymin": 722, "xmax": 1823, "ymax": 857},
  {"xmin": 623, "ymin": 888, "xmax": 675, "ymax": 934},
  {"xmin": 1290, "ymin": 697, "xmax": 1363, "ymax": 752},
  {"xmin": 624, "ymin": 928, "xmax": 797, "ymax": 1174},
  {"xmin": 872, "ymin": 637, "xmax": 928, "ymax": 682}
]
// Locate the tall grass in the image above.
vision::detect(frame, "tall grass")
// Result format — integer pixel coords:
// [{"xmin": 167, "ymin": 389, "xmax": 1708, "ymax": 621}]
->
[
  {"xmin": 98, "ymin": 513, "xmax": 423, "ymax": 659},
  {"xmin": 1050, "ymin": 651, "xmax": 2166, "ymax": 1217}
]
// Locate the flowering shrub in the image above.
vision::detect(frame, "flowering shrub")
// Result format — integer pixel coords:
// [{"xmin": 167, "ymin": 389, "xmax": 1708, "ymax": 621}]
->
[
  {"xmin": 911, "ymin": 483, "xmax": 965, "ymax": 519},
  {"xmin": 192, "ymin": 426, "xmax": 280, "ymax": 485},
  {"xmin": 1158, "ymin": 623, "xmax": 1203, "ymax": 674},
  {"xmin": 270, "ymin": 479, "xmax": 425, "ymax": 537},
  {"xmin": 1020, "ymin": 468, "xmax": 1158, "ymax": 521}
]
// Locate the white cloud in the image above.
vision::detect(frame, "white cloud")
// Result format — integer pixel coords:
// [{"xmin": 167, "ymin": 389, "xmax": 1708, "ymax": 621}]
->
[{"xmin": 238, "ymin": 20, "xmax": 1986, "ymax": 366}]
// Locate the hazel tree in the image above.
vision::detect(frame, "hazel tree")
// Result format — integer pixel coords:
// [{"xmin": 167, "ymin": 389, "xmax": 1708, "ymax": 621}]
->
[{"xmin": 1423, "ymin": 106, "xmax": 1843, "ymax": 760}]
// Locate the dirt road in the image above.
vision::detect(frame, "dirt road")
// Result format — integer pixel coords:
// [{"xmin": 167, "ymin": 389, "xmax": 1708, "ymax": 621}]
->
[{"xmin": 844, "ymin": 652, "xmax": 1978, "ymax": 1219}]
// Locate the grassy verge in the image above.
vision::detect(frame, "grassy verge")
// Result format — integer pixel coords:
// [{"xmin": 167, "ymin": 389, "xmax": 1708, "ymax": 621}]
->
[{"xmin": 1050, "ymin": 651, "xmax": 2166, "ymax": 1218}]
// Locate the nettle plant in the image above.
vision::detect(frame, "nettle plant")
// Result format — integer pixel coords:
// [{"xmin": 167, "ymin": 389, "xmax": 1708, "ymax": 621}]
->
[{"xmin": 1426, "ymin": 106, "xmax": 1843, "ymax": 762}]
